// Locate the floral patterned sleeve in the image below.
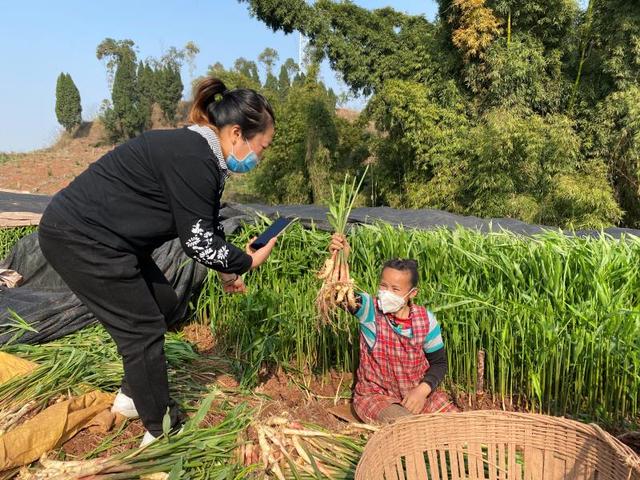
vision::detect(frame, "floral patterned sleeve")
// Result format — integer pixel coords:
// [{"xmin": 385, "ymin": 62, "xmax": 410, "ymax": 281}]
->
[{"xmin": 157, "ymin": 152, "xmax": 252, "ymax": 274}]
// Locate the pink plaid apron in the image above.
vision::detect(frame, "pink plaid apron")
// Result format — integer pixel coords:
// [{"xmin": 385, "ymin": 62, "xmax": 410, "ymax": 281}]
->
[{"xmin": 353, "ymin": 299, "xmax": 457, "ymax": 422}]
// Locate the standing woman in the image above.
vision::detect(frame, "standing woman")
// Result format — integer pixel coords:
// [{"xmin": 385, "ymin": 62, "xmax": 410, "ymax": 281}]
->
[{"xmin": 38, "ymin": 77, "xmax": 276, "ymax": 445}]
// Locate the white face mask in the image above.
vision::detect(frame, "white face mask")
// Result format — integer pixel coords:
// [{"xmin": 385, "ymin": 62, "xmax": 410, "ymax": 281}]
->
[{"xmin": 377, "ymin": 289, "xmax": 415, "ymax": 314}]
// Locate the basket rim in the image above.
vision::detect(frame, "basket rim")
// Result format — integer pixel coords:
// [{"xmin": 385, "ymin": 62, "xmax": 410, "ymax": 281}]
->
[{"xmin": 355, "ymin": 410, "xmax": 640, "ymax": 477}]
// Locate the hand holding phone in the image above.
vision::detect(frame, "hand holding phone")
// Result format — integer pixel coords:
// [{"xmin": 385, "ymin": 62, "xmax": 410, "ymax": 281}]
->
[
  {"xmin": 246, "ymin": 236, "xmax": 277, "ymax": 269},
  {"xmin": 250, "ymin": 217, "xmax": 294, "ymax": 250},
  {"xmin": 245, "ymin": 217, "xmax": 295, "ymax": 269}
]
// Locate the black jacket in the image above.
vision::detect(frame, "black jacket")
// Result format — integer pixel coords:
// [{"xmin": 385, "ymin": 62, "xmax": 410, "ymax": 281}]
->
[{"xmin": 44, "ymin": 127, "xmax": 252, "ymax": 274}]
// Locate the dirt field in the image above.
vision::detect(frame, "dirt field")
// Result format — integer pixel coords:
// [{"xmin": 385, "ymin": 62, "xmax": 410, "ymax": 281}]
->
[{"xmin": 0, "ymin": 122, "xmax": 111, "ymax": 194}]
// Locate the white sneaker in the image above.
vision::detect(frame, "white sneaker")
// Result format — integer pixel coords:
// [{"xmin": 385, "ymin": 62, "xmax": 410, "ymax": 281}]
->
[
  {"xmin": 140, "ymin": 430, "xmax": 157, "ymax": 447},
  {"xmin": 140, "ymin": 426, "xmax": 183, "ymax": 448},
  {"xmin": 111, "ymin": 390, "xmax": 140, "ymax": 418}
]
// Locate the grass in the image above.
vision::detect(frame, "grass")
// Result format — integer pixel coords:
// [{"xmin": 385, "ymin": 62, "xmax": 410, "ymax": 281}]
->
[
  {"xmin": 4, "ymin": 221, "xmax": 640, "ymax": 426},
  {"xmin": 198, "ymin": 221, "xmax": 640, "ymax": 427},
  {"xmin": 3, "ymin": 216, "xmax": 640, "ymax": 478},
  {"xmin": 97, "ymin": 397, "xmax": 254, "ymax": 479},
  {"xmin": 14, "ymin": 393, "xmax": 255, "ymax": 479},
  {"xmin": 0, "ymin": 226, "xmax": 36, "ymax": 260},
  {"xmin": 197, "ymin": 222, "xmax": 358, "ymax": 386},
  {"xmin": 0, "ymin": 325, "xmax": 226, "ymax": 415},
  {"xmin": 0, "ymin": 153, "xmax": 18, "ymax": 166}
]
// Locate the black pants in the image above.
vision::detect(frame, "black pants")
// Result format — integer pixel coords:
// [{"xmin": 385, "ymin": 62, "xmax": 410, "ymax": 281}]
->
[{"xmin": 38, "ymin": 209, "xmax": 184, "ymax": 436}]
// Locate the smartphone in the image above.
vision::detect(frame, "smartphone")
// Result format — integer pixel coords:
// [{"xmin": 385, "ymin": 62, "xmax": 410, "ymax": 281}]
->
[{"xmin": 250, "ymin": 217, "xmax": 295, "ymax": 250}]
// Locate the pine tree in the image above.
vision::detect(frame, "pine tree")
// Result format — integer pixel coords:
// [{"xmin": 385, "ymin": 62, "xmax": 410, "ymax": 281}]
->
[
  {"xmin": 277, "ymin": 64, "xmax": 290, "ymax": 97},
  {"xmin": 259, "ymin": 47, "xmax": 279, "ymax": 92},
  {"xmin": 55, "ymin": 73, "xmax": 82, "ymax": 132},
  {"xmin": 156, "ymin": 65, "xmax": 183, "ymax": 124},
  {"xmin": 233, "ymin": 57, "xmax": 262, "ymax": 88},
  {"xmin": 265, "ymin": 72, "xmax": 279, "ymax": 92},
  {"xmin": 111, "ymin": 54, "xmax": 144, "ymax": 139},
  {"xmin": 137, "ymin": 61, "xmax": 154, "ymax": 129},
  {"xmin": 277, "ymin": 58, "xmax": 299, "ymax": 98}
]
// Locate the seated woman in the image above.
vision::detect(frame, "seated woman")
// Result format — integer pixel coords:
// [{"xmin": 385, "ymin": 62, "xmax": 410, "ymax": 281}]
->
[{"xmin": 330, "ymin": 234, "xmax": 459, "ymax": 424}]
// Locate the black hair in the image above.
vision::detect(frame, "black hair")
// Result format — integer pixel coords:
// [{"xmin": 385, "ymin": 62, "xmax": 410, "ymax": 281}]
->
[
  {"xmin": 382, "ymin": 258, "xmax": 419, "ymax": 288},
  {"xmin": 189, "ymin": 77, "xmax": 275, "ymax": 139}
]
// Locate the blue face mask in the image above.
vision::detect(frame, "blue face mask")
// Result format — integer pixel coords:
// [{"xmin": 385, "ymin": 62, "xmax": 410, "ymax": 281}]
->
[{"xmin": 226, "ymin": 139, "xmax": 258, "ymax": 173}]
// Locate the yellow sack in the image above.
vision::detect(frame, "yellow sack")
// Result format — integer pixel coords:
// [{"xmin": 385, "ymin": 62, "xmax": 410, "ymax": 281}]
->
[
  {"xmin": 0, "ymin": 390, "xmax": 115, "ymax": 471},
  {"xmin": 0, "ymin": 352, "xmax": 38, "ymax": 384}
]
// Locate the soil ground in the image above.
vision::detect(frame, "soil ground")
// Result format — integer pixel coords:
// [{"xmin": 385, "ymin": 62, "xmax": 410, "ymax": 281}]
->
[
  {"xmin": 58, "ymin": 323, "xmax": 358, "ymax": 460},
  {"xmin": 0, "ymin": 122, "xmax": 111, "ymax": 194}
]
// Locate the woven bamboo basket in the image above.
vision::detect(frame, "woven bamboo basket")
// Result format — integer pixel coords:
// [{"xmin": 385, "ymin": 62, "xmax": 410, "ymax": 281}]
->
[{"xmin": 355, "ymin": 411, "xmax": 640, "ymax": 480}]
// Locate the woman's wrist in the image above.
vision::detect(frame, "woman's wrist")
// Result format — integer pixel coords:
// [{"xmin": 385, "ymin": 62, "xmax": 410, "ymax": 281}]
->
[
  {"xmin": 220, "ymin": 273, "xmax": 239, "ymax": 285},
  {"xmin": 418, "ymin": 381, "xmax": 433, "ymax": 396}
]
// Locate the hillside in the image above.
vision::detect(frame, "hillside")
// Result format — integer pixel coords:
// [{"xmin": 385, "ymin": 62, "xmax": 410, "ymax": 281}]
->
[
  {"xmin": 0, "ymin": 107, "xmax": 362, "ymax": 197},
  {"xmin": 0, "ymin": 121, "xmax": 112, "ymax": 195}
]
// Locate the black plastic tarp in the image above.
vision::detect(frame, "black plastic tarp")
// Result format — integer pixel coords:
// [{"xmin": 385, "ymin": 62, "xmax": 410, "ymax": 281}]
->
[
  {"xmin": 220, "ymin": 203, "xmax": 640, "ymax": 239},
  {"xmin": 2, "ymin": 192, "xmax": 639, "ymax": 239},
  {"xmin": 0, "ymin": 190, "xmax": 50, "ymax": 213},
  {"xmin": 0, "ymin": 232, "xmax": 207, "ymax": 345}
]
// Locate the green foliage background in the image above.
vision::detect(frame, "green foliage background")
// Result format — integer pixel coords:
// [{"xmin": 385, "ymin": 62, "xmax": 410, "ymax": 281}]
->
[
  {"xmin": 74, "ymin": 2, "xmax": 640, "ymax": 228},
  {"xmin": 236, "ymin": 0, "xmax": 639, "ymax": 230}
]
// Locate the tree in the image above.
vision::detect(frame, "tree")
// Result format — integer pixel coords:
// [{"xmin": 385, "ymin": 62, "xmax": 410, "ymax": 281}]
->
[
  {"xmin": 587, "ymin": 86, "xmax": 640, "ymax": 227},
  {"xmin": 148, "ymin": 42, "xmax": 198, "ymax": 123},
  {"xmin": 96, "ymin": 38, "xmax": 141, "ymax": 141},
  {"xmin": 277, "ymin": 64, "xmax": 290, "ymax": 96},
  {"xmin": 441, "ymin": 0, "xmax": 579, "ymax": 50},
  {"xmin": 96, "ymin": 38, "xmax": 137, "ymax": 89},
  {"xmin": 460, "ymin": 109, "xmax": 620, "ymax": 228},
  {"xmin": 258, "ymin": 47, "xmax": 280, "ymax": 76},
  {"xmin": 449, "ymin": 0, "xmax": 502, "ymax": 62},
  {"xmin": 110, "ymin": 54, "xmax": 145, "ymax": 140},
  {"xmin": 155, "ymin": 64, "xmax": 183, "ymax": 124},
  {"xmin": 264, "ymin": 72, "xmax": 279, "ymax": 92},
  {"xmin": 234, "ymin": 57, "xmax": 261, "ymax": 86},
  {"xmin": 157, "ymin": 43, "xmax": 199, "ymax": 73},
  {"xmin": 466, "ymin": 34, "xmax": 567, "ymax": 114},
  {"xmin": 238, "ymin": 1, "xmax": 633, "ymax": 227},
  {"xmin": 55, "ymin": 73, "xmax": 82, "ymax": 132},
  {"xmin": 253, "ymin": 64, "xmax": 369, "ymax": 204},
  {"xmin": 487, "ymin": 0, "xmax": 578, "ymax": 50},
  {"xmin": 366, "ymin": 79, "xmax": 468, "ymax": 208},
  {"xmin": 137, "ymin": 62, "xmax": 155, "ymax": 129},
  {"xmin": 242, "ymin": 0, "xmax": 314, "ymax": 34},
  {"xmin": 585, "ymin": 0, "xmax": 640, "ymax": 98},
  {"xmin": 242, "ymin": 0, "xmax": 453, "ymax": 97},
  {"xmin": 97, "ymin": 39, "xmax": 199, "ymax": 138},
  {"xmin": 196, "ymin": 59, "xmax": 261, "ymax": 92},
  {"xmin": 259, "ymin": 47, "xmax": 280, "ymax": 93},
  {"xmin": 183, "ymin": 41, "xmax": 200, "ymax": 79},
  {"xmin": 277, "ymin": 58, "xmax": 298, "ymax": 97}
]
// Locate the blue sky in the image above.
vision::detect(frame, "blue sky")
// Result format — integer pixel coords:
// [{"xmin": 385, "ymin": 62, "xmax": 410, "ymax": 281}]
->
[{"xmin": 0, "ymin": 0, "xmax": 437, "ymax": 152}]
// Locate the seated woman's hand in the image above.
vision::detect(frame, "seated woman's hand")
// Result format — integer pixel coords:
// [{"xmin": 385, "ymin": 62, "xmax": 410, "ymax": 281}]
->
[
  {"xmin": 329, "ymin": 233, "xmax": 350, "ymax": 258},
  {"xmin": 401, "ymin": 383, "xmax": 432, "ymax": 414}
]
